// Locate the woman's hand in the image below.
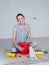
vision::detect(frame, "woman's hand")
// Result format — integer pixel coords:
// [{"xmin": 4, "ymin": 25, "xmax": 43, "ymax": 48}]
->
[{"xmin": 16, "ymin": 45, "xmax": 24, "ymax": 52}]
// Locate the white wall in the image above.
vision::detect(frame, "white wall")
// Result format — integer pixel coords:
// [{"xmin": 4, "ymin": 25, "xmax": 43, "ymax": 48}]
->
[{"xmin": 0, "ymin": 0, "xmax": 49, "ymax": 38}]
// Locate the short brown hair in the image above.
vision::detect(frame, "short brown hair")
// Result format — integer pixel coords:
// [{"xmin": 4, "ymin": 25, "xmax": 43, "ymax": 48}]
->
[{"xmin": 16, "ymin": 13, "xmax": 25, "ymax": 21}]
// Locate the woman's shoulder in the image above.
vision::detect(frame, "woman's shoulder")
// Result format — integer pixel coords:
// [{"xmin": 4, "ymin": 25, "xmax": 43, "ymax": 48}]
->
[
  {"xmin": 13, "ymin": 25, "xmax": 16, "ymax": 30},
  {"xmin": 13, "ymin": 24, "xmax": 19, "ymax": 29},
  {"xmin": 13, "ymin": 24, "xmax": 19, "ymax": 28}
]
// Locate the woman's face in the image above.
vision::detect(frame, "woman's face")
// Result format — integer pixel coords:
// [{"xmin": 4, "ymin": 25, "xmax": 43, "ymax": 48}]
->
[{"xmin": 17, "ymin": 15, "xmax": 25, "ymax": 25}]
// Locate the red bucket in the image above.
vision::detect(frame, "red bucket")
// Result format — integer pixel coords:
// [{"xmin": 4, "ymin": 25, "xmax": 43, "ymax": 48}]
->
[{"xmin": 18, "ymin": 42, "xmax": 29, "ymax": 54}]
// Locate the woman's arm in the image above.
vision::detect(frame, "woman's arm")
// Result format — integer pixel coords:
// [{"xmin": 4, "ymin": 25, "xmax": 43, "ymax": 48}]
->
[
  {"xmin": 12, "ymin": 25, "xmax": 23, "ymax": 51},
  {"xmin": 12, "ymin": 25, "xmax": 17, "ymax": 47},
  {"xmin": 27, "ymin": 24, "xmax": 31, "ymax": 39}
]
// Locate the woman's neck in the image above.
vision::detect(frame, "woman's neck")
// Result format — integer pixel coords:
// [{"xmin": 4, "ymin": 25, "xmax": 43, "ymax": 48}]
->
[{"xmin": 20, "ymin": 23, "xmax": 25, "ymax": 26}]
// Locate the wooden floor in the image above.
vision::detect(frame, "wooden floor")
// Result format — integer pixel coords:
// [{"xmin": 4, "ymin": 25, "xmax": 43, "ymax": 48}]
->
[{"xmin": 0, "ymin": 37, "xmax": 49, "ymax": 65}]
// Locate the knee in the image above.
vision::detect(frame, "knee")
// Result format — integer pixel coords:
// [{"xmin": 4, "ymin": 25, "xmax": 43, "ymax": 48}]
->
[
  {"xmin": 10, "ymin": 46, "xmax": 16, "ymax": 52},
  {"xmin": 11, "ymin": 47, "xmax": 16, "ymax": 52}
]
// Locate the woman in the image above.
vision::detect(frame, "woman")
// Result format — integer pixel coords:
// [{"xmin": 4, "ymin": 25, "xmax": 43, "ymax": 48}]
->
[{"xmin": 10, "ymin": 13, "xmax": 37, "ymax": 53}]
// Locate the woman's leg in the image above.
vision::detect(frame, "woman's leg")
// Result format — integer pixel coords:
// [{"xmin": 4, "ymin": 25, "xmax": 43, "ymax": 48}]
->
[
  {"xmin": 29, "ymin": 42, "xmax": 37, "ymax": 49},
  {"xmin": 29, "ymin": 42, "xmax": 33, "ymax": 47}
]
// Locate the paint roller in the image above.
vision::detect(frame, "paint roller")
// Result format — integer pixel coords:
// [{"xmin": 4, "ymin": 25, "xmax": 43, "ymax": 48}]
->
[{"xmin": 6, "ymin": 52, "xmax": 17, "ymax": 57}]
